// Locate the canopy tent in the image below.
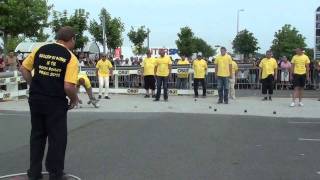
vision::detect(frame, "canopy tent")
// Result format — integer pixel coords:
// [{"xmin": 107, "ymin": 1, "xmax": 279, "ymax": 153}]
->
[
  {"xmin": 15, "ymin": 41, "xmax": 100, "ymax": 54},
  {"xmin": 14, "ymin": 42, "xmax": 50, "ymax": 53},
  {"xmin": 82, "ymin": 42, "xmax": 100, "ymax": 54}
]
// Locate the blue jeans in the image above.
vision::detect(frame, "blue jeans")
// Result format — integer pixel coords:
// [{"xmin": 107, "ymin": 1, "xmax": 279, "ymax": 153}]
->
[
  {"xmin": 177, "ymin": 78, "xmax": 188, "ymax": 89},
  {"xmin": 217, "ymin": 77, "xmax": 229, "ymax": 102},
  {"xmin": 156, "ymin": 76, "xmax": 168, "ymax": 100}
]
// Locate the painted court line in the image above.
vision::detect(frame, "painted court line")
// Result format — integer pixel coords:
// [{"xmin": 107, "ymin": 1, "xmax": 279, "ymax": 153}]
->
[
  {"xmin": 288, "ymin": 122, "xmax": 320, "ymax": 124},
  {"xmin": 298, "ymin": 138, "xmax": 320, "ymax": 142}
]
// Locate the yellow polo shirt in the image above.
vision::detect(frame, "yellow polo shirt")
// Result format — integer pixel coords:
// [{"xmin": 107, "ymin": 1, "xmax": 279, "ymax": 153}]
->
[
  {"xmin": 215, "ymin": 54, "xmax": 232, "ymax": 77},
  {"xmin": 177, "ymin": 59, "xmax": 190, "ymax": 78},
  {"xmin": 142, "ymin": 57, "xmax": 156, "ymax": 76},
  {"xmin": 156, "ymin": 56, "xmax": 172, "ymax": 77},
  {"xmin": 193, "ymin": 59, "xmax": 208, "ymax": 79},
  {"xmin": 291, "ymin": 54, "xmax": 310, "ymax": 75},
  {"xmin": 231, "ymin": 60, "xmax": 238, "ymax": 75},
  {"xmin": 96, "ymin": 59, "xmax": 113, "ymax": 77},
  {"xmin": 259, "ymin": 58, "xmax": 278, "ymax": 79}
]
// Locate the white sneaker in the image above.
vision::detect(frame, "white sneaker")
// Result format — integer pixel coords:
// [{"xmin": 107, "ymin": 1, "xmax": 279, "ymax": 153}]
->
[
  {"xmin": 298, "ymin": 102, "xmax": 304, "ymax": 107},
  {"xmin": 290, "ymin": 102, "xmax": 296, "ymax": 107}
]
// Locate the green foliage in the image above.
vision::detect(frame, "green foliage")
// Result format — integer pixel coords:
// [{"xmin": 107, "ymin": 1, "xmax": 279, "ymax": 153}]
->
[
  {"xmin": 270, "ymin": 24, "xmax": 306, "ymax": 59},
  {"xmin": 0, "ymin": 0, "xmax": 51, "ymax": 53},
  {"xmin": 51, "ymin": 9, "xmax": 89, "ymax": 50},
  {"xmin": 127, "ymin": 26, "xmax": 149, "ymax": 55},
  {"xmin": 304, "ymin": 48, "xmax": 314, "ymax": 60},
  {"xmin": 176, "ymin": 26, "xmax": 215, "ymax": 58},
  {"xmin": 175, "ymin": 27, "xmax": 194, "ymax": 57},
  {"xmin": 5, "ymin": 35, "xmax": 25, "ymax": 52},
  {"xmin": 89, "ymin": 8, "xmax": 125, "ymax": 52},
  {"xmin": 232, "ymin": 29, "xmax": 259, "ymax": 60},
  {"xmin": 193, "ymin": 38, "xmax": 216, "ymax": 58}
]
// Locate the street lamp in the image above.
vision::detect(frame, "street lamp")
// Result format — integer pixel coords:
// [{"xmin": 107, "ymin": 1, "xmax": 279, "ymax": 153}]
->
[{"xmin": 237, "ymin": 9, "xmax": 245, "ymax": 34}]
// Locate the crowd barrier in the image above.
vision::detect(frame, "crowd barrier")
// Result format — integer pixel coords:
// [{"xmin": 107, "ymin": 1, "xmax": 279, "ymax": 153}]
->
[
  {"xmin": 0, "ymin": 71, "xmax": 28, "ymax": 100},
  {"xmin": 1, "ymin": 64, "xmax": 319, "ymax": 100}
]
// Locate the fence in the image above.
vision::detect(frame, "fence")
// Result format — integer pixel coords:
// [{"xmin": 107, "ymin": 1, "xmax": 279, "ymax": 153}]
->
[{"xmin": 1, "ymin": 64, "xmax": 319, "ymax": 100}]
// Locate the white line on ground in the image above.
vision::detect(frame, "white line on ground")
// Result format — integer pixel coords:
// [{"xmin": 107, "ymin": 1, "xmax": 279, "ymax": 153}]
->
[
  {"xmin": 0, "ymin": 113, "xmax": 28, "ymax": 117},
  {"xmin": 288, "ymin": 122, "xmax": 320, "ymax": 124},
  {"xmin": 298, "ymin": 138, "xmax": 320, "ymax": 142}
]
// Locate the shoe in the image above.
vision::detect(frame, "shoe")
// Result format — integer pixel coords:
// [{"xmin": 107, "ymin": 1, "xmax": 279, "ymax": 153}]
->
[
  {"xmin": 194, "ymin": 95, "xmax": 199, "ymax": 98},
  {"xmin": 153, "ymin": 99, "xmax": 160, "ymax": 102},
  {"xmin": 224, "ymin": 101, "xmax": 228, "ymax": 104},
  {"xmin": 28, "ymin": 174, "xmax": 43, "ymax": 180},
  {"xmin": 144, "ymin": 95, "xmax": 150, "ymax": 98},
  {"xmin": 202, "ymin": 95, "xmax": 206, "ymax": 98},
  {"xmin": 217, "ymin": 100, "xmax": 223, "ymax": 104},
  {"xmin": 268, "ymin": 96, "xmax": 272, "ymax": 101},
  {"xmin": 98, "ymin": 95, "xmax": 102, "ymax": 99},
  {"xmin": 49, "ymin": 172, "xmax": 68, "ymax": 180},
  {"xmin": 91, "ymin": 99, "xmax": 99, "ymax": 108},
  {"xmin": 290, "ymin": 102, "xmax": 296, "ymax": 107},
  {"xmin": 164, "ymin": 99, "xmax": 168, "ymax": 102},
  {"xmin": 298, "ymin": 102, "xmax": 304, "ymax": 107},
  {"xmin": 262, "ymin": 97, "xmax": 268, "ymax": 101},
  {"xmin": 104, "ymin": 96, "xmax": 111, "ymax": 99},
  {"xmin": 152, "ymin": 95, "xmax": 156, "ymax": 98}
]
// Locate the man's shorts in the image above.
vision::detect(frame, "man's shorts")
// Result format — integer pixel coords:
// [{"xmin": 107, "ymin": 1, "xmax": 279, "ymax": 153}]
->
[
  {"xmin": 293, "ymin": 74, "xmax": 306, "ymax": 88},
  {"xmin": 144, "ymin": 75, "xmax": 155, "ymax": 90},
  {"xmin": 78, "ymin": 74, "xmax": 91, "ymax": 89}
]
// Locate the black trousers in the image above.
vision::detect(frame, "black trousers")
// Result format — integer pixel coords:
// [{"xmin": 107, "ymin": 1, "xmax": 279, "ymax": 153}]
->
[
  {"xmin": 28, "ymin": 97, "xmax": 68, "ymax": 178},
  {"xmin": 261, "ymin": 75, "xmax": 274, "ymax": 95},
  {"xmin": 194, "ymin": 78, "xmax": 206, "ymax": 96}
]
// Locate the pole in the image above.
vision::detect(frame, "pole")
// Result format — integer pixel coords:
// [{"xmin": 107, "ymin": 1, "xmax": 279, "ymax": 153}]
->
[
  {"xmin": 102, "ymin": 16, "xmax": 106, "ymax": 54},
  {"xmin": 147, "ymin": 29, "xmax": 150, "ymax": 50},
  {"xmin": 237, "ymin": 9, "xmax": 244, "ymax": 34}
]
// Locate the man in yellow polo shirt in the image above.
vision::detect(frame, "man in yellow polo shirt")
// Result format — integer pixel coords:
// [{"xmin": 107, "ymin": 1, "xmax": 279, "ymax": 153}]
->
[
  {"xmin": 96, "ymin": 53, "xmax": 113, "ymax": 99},
  {"xmin": 20, "ymin": 27, "xmax": 79, "ymax": 180},
  {"xmin": 215, "ymin": 47, "xmax": 232, "ymax": 104},
  {"xmin": 290, "ymin": 48, "xmax": 310, "ymax": 107},
  {"xmin": 154, "ymin": 49, "xmax": 172, "ymax": 101},
  {"xmin": 77, "ymin": 71, "xmax": 99, "ymax": 108},
  {"xmin": 141, "ymin": 51, "xmax": 156, "ymax": 98},
  {"xmin": 259, "ymin": 50, "xmax": 278, "ymax": 101},
  {"xmin": 229, "ymin": 60, "xmax": 238, "ymax": 100},
  {"xmin": 193, "ymin": 54, "xmax": 207, "ymax": 98},
  {"xmin": 176, "ymin": 55, "xmax": 190, "ymax": 89}
]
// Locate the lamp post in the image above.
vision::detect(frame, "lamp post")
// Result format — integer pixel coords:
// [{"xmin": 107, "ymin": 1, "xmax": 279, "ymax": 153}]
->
[{"xmin": 237, "ymin": 9, "xmax": 245, "ymax": 34}]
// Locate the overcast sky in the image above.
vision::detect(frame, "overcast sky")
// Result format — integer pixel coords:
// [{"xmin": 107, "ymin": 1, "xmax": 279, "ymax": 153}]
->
[{"xmin": 49, "ymin": 0, "xmax": 319, "ymax": 53}]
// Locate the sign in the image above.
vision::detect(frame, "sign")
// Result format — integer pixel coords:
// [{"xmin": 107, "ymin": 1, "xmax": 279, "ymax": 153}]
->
[
  {"xmin": 168, "ymin": 89, "xmax": 178, "ymax": 95},
  {"xmin": 2, "ymin": 92, "xmax": 10, "ymax": 100},
  {"xmin": 127, "ymin": 88, "xmax": 139, "ymax": 94},
  {"xmin": 177, "ymin": 68, "xmax": 189, "ymax": 74},
  {"xmin": 114, "ymin": 48, "xmax": 121, "ymax": 59},
  {"xmin": 10, "ymin": 77, "xmax": 17, "ymax": 83},
  {"xmin": 207, "ymin": 90, "xmax": 215, "ymax": 95},
  {"xmin": 118, "ymin": 70, "xmax": 130, "ymax": 76},
  {"xmin": 150, "ymin": 48, "xmax": 179, "ymax": 56}
]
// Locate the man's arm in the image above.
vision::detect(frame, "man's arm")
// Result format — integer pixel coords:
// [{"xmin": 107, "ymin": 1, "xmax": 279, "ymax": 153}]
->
[
  {"xmin": 215, "ymin": 64, "xmax": 218, "ymax": 78},
  {"xmin": 168, "ymin": 65, "xmax": 172, "ymax": 77},
  {"xmin": 64, "ymin": 82, "xmax": 79, "ymax": 109},
  {"xmin": 229, "ymin": 64, "xmax": 232, "ymax": 78},
  {"xmin": 306, "ymin": 63, "xmax": 310, "ymax": 80},
  {"xmin": 19, "ymin": 66, "xmax": 32, "ymax": 85}
]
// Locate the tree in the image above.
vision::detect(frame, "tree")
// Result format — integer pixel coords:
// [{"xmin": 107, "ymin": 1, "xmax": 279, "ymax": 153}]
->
[
  {"xmin": 51, "ymin": 9, "xmax": 89, "ymax": 50},
  {"xmin": 127, "ymin": 26, "xmax": 149, "ymax": 56},
  {"xmin": 193, "ymin": 38, "xmax": 216, "ymax": 58},
  {"xmin": 271, "ymin": 24, "xmax": 307, "ymax": 59},
  {"xmin": 0, "ymin": 0, "xmax": 51, "ymax": 54},
  {"xmin": 232, "ymin": 29, "xmax": 259, "ymax": 60},
  {"xmin": 5, "ymin": 35, "xmax": 25, "ymax": 53},
  {"xmin": 89, "ymin": 8, "xmax": 125, "ymax": 53},
  {"xmin": 176, "ymin": 27, "xmax": 195, "ymax": 57},
  {"xmin": 305, "ymin": 48, "xmax": 314, "ymax": 60}
]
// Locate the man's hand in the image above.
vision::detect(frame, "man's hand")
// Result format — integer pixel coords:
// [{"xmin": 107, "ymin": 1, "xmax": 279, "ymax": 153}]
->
[{"xmin": 68, "ymin": 97, "xmax": 79, "ymax": 110}]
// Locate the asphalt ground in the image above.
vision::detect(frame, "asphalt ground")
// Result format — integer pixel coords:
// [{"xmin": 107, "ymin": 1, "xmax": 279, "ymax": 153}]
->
[{"xmin": 1, "ymin": 111, "xmax": 320, "ymax": 180}]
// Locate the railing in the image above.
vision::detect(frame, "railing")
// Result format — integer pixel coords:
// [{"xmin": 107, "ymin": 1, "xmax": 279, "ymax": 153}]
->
[{"xmin": 1, "ymin": 64, "xmax": 319, "ymax": 100}]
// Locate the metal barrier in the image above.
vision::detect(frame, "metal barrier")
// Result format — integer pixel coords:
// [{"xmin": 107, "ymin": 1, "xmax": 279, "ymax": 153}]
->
[
  {"xmin": 0, "ymin": 71, "xmax": 28, "ymax": 100},
  {"xmin": 1, "ymin": 65, "xmax": 318, "ymax": 100}
]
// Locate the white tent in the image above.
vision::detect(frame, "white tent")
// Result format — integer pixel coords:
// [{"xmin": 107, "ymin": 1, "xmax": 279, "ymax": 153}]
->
[
  {"xmin": 82, "ymin": 42, "xmax": 100, "ymax": 54},
  {"xmin": 15, "ymin": 42, "xmax": 50, "ymax": 53}
]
